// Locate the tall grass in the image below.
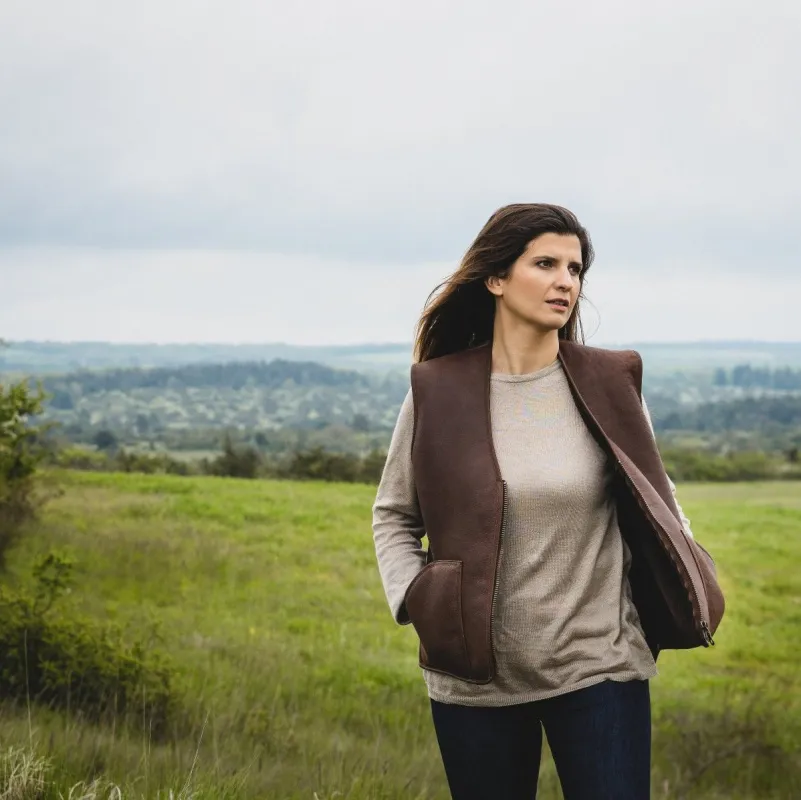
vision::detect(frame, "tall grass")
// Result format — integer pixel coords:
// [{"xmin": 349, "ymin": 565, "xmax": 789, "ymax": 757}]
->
[{"xmin": 1, "ymin": 470, "xmax": 799, "ymax": 798}]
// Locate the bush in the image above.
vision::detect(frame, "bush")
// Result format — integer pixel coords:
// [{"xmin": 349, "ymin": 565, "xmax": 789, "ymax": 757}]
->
[
  {"xmin": 281, "ymin": 446, "xmax": 360, "ymax": 482},
  {"xmin": 51, "ymin": 446, "xmax": 192, "ymax": 477},
  {"xmin": 661, "ymin": 447, "xmax": 800, "ymax": 482},
  {"xmin": 207, "ymin": 434, "xmax": 262, "ymax": 479},
  {"xmin": 50, "ymin": 445, "xmax": 110, "ymax": 471},
  {"xmin": 114, "ymin": 449, "xmax": 191, "ymax": 476},
  {"xmin": 275, "ymin": 446, "xmax": 387, "ymax": 484},
  {"xmin": 359, "ymin": 448, "xmax": 388, "ymax": 484},
  {"xmin": 0, "ymin": 553, "xmax": 179, "ymax": 740},
  {"xmin": 0, "ymin": 378, "xmax": 53, "ymax": 566}
]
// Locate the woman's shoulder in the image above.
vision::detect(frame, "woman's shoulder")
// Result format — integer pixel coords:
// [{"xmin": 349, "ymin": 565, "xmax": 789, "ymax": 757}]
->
[{"xmin": 559, "ymin": 339, "xmax": 641, "ymax": 361}]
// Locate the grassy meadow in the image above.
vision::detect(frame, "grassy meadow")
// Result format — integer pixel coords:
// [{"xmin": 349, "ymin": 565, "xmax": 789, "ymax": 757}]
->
[{"xmin": 1, "ymin": 470, "xmax": 800, "ymax": 798}]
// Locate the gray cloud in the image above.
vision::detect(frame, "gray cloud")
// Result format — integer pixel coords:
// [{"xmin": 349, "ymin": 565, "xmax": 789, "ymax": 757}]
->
[
  {"xmin": 2, "ymin": 248, "xmax": 798, "ymax": 344},
  {"xmin": 1, "ymin": 0, "xmax": 799, "ymax": 265}
]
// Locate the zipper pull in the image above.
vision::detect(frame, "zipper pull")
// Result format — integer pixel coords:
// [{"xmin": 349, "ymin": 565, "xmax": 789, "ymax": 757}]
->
[{"xmin": 701, "ymin": 620, "xmax": 715, "ymax": 647}]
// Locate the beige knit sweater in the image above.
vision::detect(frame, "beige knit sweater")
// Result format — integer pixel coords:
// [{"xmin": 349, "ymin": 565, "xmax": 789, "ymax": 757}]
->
[{"xmin": 372, "ymin": 357, "xmax": 695, "ymax": 706}]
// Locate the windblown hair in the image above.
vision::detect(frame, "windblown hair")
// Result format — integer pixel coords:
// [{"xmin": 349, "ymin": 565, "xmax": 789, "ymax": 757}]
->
[{"xmin": 413, "ymin": 203, "xmax": 595, "ymax": 363}]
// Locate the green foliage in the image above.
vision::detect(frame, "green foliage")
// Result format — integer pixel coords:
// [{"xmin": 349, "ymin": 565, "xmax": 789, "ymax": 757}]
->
[
  {"xmin": 657, "ymin": 395, "xmax": 801, "ymax": 434},
  {"xmin": 351, "ymin": 413, "xmax": 371, "ymax": 432},
  {"xmin": 49, "ymin": 437, "xmax": 801, "ymax": 486},
  {"xmin": 359, "ymin": 447, "xmax": 389, "ymax": 484},
  {"xmin": 42, "ymin": 358, "xmax": 376, "ymax": 394},
  {"xmin": 34, "ymin": 358, "xmax": 407, "ymax": 449},
  {"xmin": 92, "ymin": 430, "xmax": 118, "ymax": 452},
  {"xmin": 0, "ymin": 378, "xmax": 53, "ymax": 565},
  {"xmin": 0, "ymin": 552, "xmax": 178, "ymax": 740},
  {"xmin": 51, "ymin": 446, "xmax": 190, "ymax": 477},
  {"xmin": 0, "ymin": 744, "xmax": 248, "ymax": 798},
  {"xmin": 114, "ymin": 450, "xmax": 190, "ymax": 477},
  {"xmin": 206, "ymin": 434, "xmax": 261, "ymax": 479},
  {"xmin": 729, "ymin": 363, "xmax": 801, "ymax": 390},
  {"xmin": 280, "ymin": 445, "xmax": 386, "ymax": 484},
  {"xmin": 281, "ymin": 446, "xmax": 361, "ymax": 482},
  {"xmin": 49, "ymin": 440, "xmax": 389, "ymax": 485},
  {"xmin": 0, "ymin": 472, "xmax": 797, "ymax": 797},
  {"xmin": 51, "ymin": 446, "xmax": 116, "ymax": 471},
  {"xmin": 662, "ymin": 447, "xmax": 801, "ymax": 482}
]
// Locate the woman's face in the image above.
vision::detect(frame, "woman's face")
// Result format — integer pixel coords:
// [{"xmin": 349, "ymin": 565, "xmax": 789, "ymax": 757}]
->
[{"xmin": 486, "ymin": 232, "xmax": 583, "ymax": 332}]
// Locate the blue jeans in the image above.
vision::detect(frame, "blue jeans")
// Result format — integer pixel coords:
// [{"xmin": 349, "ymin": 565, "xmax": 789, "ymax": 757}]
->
[{"xmin": 429, "ymin": 678, "xmax": 651, "ymax": 800}]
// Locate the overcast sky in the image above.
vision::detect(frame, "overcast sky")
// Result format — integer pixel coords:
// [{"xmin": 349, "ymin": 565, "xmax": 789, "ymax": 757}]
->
[{"xmin": 1, "ymin": 0, "xmax": 799, "ymax": 345}]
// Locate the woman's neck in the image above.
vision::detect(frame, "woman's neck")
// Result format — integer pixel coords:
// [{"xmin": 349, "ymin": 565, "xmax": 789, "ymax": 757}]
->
[{"xmin": 490, "ymin": 323, "xmax": 559, "ymax": 376}]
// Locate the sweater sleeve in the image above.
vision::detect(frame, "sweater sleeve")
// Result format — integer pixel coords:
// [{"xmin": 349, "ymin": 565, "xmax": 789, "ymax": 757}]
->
[
  {"xmin": 641, "ymin": 393, "xmax": 695, "ymax": 540},
  {"xmin": 371, "ymin": 387, "xmax": 427, "ymax": 625}
]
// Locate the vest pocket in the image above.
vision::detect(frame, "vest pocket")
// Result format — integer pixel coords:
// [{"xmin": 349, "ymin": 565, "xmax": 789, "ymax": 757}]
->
[{"xmin": 403, "ymin": 559, "xmax": 471, "ymax": 678}]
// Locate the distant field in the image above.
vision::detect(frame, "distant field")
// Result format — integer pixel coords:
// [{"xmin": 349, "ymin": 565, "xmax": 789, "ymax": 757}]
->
[{"xmin": 2, "ymin": 471, "xmax": 800, "ymax": 798}]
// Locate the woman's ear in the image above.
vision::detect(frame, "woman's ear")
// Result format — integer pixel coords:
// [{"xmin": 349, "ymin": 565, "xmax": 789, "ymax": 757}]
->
[{"xmin": 485, "ymin": 275, "xmax": 502, "ymax": 296}]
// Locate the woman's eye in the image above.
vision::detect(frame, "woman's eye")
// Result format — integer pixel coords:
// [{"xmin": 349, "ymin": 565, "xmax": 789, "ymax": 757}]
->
[{"xmin": 535, "ymin": 259, "xmax": 581, "ymax": 276}]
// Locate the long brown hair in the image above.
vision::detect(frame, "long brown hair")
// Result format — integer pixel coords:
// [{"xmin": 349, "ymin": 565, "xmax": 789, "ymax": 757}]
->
[{"xmin": 413, "ymin": 203, "xmax": 595, "ymax": 363}]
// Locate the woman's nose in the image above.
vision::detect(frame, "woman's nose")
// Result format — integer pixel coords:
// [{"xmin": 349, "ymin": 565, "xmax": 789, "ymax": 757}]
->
[{"xmin": 556, "ymin": 270, "xmax": 576, "ymax": 289}]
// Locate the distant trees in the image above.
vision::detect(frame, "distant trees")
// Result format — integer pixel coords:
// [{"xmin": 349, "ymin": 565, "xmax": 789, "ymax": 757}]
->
[
  {"xmin": 93, "ymin": 430, "xmax": 118, "ymax": 451},
  {"xmin": 207, "ymin": 434, "xmax": 262, "ymax": 479},
  {"xmin": 36, "ymin": 360, "xmax": 407, "ymax": 444},
  {"xmin": 654, "ymin": 396, "xmax": 801, "ymax": 434},
  {"xmin": 661, "ymin": 447, "xmax": 801, "ymax": 482},
  {"xmin": 281, "ymin": 446, "xmax": 386, "ymax": 484},
  {"xmin": 41, "ymin": 359, "xmax": 375, "ymax": 395},
  {"xmin": 713, "ymin": 364, "xmax": 801, "ymax": 390},
  {"xmin": 351, "ymin": 413, "xmax": 371, "ymax": 432},
  {"xmin": 49, "ymin": 388, "xmax": 74, "ymax": 410}
]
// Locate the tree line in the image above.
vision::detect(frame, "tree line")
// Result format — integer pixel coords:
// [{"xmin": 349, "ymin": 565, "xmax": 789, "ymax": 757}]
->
[
  {"xmin": 42, "ymin": 359, "xmax": 386, "ymax": 399},
  {"xmin": 713, "ymin": 364, "xmax": 801, "ymax": 390},
  {"xmin": 655, "ymin": 396, "xmax": 801, "ymax": 433}
]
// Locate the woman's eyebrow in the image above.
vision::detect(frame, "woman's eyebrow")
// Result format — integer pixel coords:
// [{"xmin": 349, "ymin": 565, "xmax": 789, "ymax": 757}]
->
[{"xmin": 532, "ymin": 253, "xmax": 583, "ymax": 267}]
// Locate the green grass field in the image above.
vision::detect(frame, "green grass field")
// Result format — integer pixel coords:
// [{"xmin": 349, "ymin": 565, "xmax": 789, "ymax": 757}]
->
[{"xmin": 1, "ymin": 471, "xmax": 800, "ymax": 798}]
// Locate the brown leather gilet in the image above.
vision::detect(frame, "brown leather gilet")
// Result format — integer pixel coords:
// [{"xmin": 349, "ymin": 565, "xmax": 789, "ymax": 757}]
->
[{"xmin": 404, "ymin": 339, "xmax": 725, "ymax": 683}]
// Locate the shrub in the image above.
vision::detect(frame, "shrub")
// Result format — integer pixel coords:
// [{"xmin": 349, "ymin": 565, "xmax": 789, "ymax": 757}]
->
[
  {"xmin": 358, "ymin": 448, "xmax": 387, "ymax": 484},
  {"xmin": 113, "ymin": 449, "xmax": 191, "ymax": 476},
  {"xmin": 0, "ymin": 378, "xmax": 53, "ymax": 566},
  {"xmin": 51, "ymin": 446, "xmax": 110, "ymax": 471},
  {"xmin": 0, "ymin": 553, "xmax": 179, "ymax": 740},
  {"xmin": 661, "ymin": 447, "xmax": 798, "ymax": 482},
  {"xmin": 51, "ymin": 447, "xmax": 192, "ymax": 477},
  {"xmin": 281, "ymin": 446, "xmax": 360, "ymax": 482},
  {"xmin": 207, "ymin": 434, "xmax": 262, "ymax": 479}
]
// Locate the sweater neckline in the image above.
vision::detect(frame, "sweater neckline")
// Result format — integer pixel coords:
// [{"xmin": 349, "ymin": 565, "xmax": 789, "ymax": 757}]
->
[{"xmin": 490, "ymin": 358, "xmax": 562, "ymax": 383}]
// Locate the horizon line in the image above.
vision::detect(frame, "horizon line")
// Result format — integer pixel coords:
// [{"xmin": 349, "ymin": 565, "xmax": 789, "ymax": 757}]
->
[{"xmin": 3, "ymin": 338, "xmax": 801, "ymax": 347}]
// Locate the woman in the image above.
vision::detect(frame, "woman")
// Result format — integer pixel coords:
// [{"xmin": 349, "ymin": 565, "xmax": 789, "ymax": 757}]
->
[{"xmin": 371, "ymin": 203, "xmax": 724, "ymax": 799}]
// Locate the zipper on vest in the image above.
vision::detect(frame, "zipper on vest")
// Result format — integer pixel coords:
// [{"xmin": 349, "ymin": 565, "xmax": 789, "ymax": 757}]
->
[
  {"xmin": 490, "ymin": 480, "xmax": 510, "ymax": 670},
  {"xmin": 556, "ymin": 354, "xmax": 714, "ymax": 649},
  {"xmin": 613, "ymin": 459, "xmax": 713, "ymax": 647}
]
